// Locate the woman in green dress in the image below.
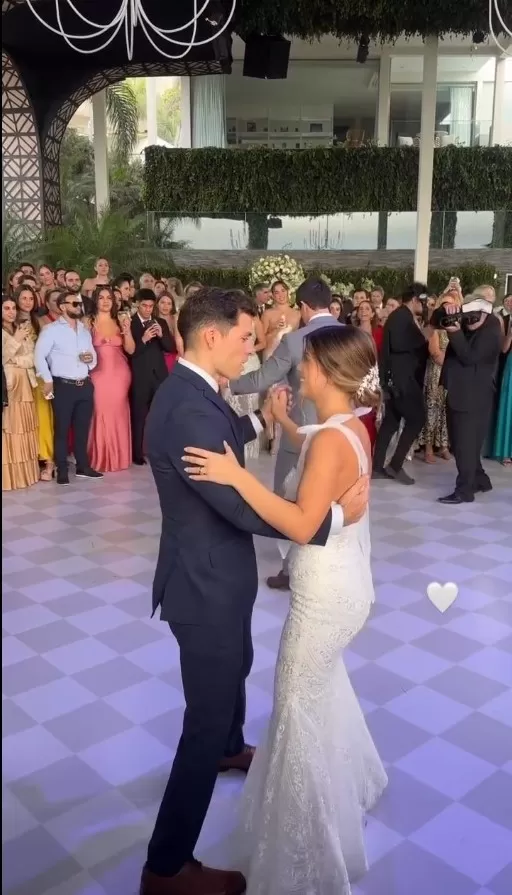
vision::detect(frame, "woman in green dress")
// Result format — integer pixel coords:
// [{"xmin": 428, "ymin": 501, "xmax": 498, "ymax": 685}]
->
[{"xmin": 492, "ymin": 323, "xmax": 512, "ymax": 466}]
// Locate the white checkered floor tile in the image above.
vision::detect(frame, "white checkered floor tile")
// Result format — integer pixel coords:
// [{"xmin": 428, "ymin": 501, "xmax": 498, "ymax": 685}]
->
[{"xmin": 2, "ymin": 456, "xmax": 512, "ymax": 895}]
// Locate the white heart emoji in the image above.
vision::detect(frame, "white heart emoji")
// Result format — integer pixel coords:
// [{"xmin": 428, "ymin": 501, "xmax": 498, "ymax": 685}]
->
[{"xmin": 427, "ymin": 581, "xmax": 459, "ymax": 613}]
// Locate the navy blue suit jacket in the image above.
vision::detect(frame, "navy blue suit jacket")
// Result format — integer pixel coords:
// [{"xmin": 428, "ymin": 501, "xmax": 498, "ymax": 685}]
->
[{"xmin": 146, "ymin": 362, "xmax": 332, "ymax": 626}]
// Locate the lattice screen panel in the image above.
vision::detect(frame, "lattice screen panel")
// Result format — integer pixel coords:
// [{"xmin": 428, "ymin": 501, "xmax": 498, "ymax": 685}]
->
[{"xmin": 2, "ymin": 49, "xmax": 43, "ymax": 236}]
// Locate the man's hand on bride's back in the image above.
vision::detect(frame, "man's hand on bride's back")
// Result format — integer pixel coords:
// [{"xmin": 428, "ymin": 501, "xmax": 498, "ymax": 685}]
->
[{"xmin": 338, "ymin": 475, "xmax": 370, "ymax": 525}]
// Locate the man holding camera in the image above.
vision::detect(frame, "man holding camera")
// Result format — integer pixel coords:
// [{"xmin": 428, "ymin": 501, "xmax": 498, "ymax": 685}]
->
[{"xmin": 436, "ymin": 295, "xmax": 502, "ymax": 504}]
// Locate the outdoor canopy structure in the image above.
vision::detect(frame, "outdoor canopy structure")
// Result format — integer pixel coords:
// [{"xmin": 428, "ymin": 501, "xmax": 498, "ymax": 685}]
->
[{"xmin": 2, "ymin": 0, "xmax": 511, "ymax": 236}]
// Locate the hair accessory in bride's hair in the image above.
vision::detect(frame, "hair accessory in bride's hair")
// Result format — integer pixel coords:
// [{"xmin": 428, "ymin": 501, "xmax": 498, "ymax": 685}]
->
[{"xmin": 356, "ymin": 364, "xmax": 380, "ymax": 398}]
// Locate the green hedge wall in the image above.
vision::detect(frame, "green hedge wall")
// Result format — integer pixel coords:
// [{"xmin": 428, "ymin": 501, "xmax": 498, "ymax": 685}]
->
[
  {"xmin": 171, "ymin": 264, "xmax": 498, "ymax": 297},
  {"xmin": 144, "ymin": 146, "xmax": 512, "ymax": 214},
  {"xmin": 234, "ymin": 1, "xmax": 512, "ymax": 40}
]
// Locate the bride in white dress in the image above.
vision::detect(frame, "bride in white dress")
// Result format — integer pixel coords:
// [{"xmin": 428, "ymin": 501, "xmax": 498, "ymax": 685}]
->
[{"xmin": 183, "ymin": 325, "xmax": 388, "ymax": 895}]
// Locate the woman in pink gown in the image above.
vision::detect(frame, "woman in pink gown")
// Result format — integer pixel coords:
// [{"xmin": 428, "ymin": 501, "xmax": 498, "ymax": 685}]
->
[{"xmin": 88, "ymin": 287, "xmax": 135, "ymax": 472}]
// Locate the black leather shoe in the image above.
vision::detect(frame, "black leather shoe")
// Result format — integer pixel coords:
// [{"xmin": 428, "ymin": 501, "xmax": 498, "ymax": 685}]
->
[
  {"xmin": 56, "ymin": 468, "xmax": 69, "ymax": 485},
  {"xmin": 475, "ymin": 482, "xmax": 492, "ymax": 493},
  {"xmin": 438, "ymin": 492, "xmax": 474, "ymax": 505},
  {"xmin": 386, "ymin": 466, "xmax": 415, "ymax": 485},
  {"xmin": 76, "ymin": 468, "xmax": 103, "ymax": 479},
  {"xmin": 133, "ymin": 458, "xmax": 147, "ymax": 466},
  {"xmin": 372, "ymin": 467, "xmax": 391, "ymax": 480}
]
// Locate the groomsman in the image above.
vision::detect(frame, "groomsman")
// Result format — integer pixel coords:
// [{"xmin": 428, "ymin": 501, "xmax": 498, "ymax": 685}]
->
[{"xmin": 230, "ymin": 276, "xmax": 342, "ymax": 590}]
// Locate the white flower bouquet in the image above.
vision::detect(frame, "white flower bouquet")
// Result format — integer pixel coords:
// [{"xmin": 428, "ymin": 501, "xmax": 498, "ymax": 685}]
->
[
  {"xmin": 249, "ymin": 254, "xmax": 305, "ymax": 299},
  {"xmin": 360, "ymin": 277, "xmax": 375, "ymax": 293},
  {"xmin": 332, "ymin": 281, "xmax": 355, "ymax": 298}
]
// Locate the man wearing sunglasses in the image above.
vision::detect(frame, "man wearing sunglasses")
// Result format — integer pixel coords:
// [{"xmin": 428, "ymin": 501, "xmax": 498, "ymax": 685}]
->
[{"xmin": 35, "ymin": 292, "xmax": 102, "ymax": 485}]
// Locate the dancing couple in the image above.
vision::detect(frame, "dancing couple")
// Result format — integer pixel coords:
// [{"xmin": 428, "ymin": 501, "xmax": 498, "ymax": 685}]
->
[{"xmin": 142, "ymin": 283, "xmax": 387, "ymax": 895}]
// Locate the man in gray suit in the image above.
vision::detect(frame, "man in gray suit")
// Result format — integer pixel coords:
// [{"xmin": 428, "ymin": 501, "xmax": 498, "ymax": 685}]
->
[{"xmin": 230, "ymin": 276, "xmax": 342, "ymax": 589}]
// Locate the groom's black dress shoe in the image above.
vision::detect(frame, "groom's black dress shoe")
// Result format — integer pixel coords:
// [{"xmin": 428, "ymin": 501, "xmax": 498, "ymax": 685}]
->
[
  {"xmin": 140, "ymin": 861, "xmax": 246, "ymax": 894},
  {"xmin": 219, "ymin": 745, "xmax": 255, "ymax": 774},
  {"xmin": 438, "ymin": 492, "xmax": 474, "ymax": 505},
  {"xmin": 266, "ymin": 570, "xmax": 290, "ymax": 591}
]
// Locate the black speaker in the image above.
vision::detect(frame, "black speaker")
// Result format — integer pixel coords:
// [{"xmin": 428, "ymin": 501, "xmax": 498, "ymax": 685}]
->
[{"xmin": 243, "ymin": 35, "xmax": 291, "ymax": 80}]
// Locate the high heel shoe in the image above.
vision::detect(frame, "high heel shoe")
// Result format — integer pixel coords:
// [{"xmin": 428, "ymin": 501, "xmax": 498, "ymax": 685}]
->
[{"xmin": 40, "ymin": 461, "xmax": 55, "ymax": 481}]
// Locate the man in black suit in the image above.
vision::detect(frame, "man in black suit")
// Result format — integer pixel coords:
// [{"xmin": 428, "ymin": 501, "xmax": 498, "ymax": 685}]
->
[
  {"xmin": 373, "ymin": 285, "xmax": 429, "ymax": 485},
  {"xmin": 438, "ymin": 296, "xmax": 502, "ymax": 504},
  {"xmin": 130, "ymin": 288, "xmax": 175, "ymax": 465},
  {"xmin": 141, "ymin": 287, "xmax": 369, "ymax": 895}
]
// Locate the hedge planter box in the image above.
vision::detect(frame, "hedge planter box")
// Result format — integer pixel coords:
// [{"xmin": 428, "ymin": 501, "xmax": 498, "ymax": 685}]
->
[
  {"xmin": 170, "ymin": 264, "xmax": 499, "ymax": 298},
  {"xmin": 144, "ymin": 145, "xmax": 512, "ymax": 215}
]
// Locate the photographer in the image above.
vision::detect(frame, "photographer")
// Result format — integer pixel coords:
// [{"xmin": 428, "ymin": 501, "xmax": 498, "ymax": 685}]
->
[
  {"xmin": 435, "ymin": 295, "xmax": 502, "ymax": 504},
  {"xmin": 373, "ymin": 285, "xmax": 429, "ymax": 484}
]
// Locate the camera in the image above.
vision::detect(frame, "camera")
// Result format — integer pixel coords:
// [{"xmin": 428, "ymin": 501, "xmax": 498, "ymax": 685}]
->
[{"xmin": 430, "ymin": 297, "xmax": 493, "ymax": 330}]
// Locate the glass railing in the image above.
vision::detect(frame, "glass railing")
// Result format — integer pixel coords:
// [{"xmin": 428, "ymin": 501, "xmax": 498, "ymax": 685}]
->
[
  {"xmin": 159, "ymin": 211, "xmax": 510, "ymax": 252},
  {"xmin": 390, "ymin": 120, "xmax": 493, "ymax": 148}
]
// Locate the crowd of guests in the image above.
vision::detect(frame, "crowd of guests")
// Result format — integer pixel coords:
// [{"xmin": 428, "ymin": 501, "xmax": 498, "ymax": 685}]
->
[
  {"xmin": 2, "ymin": 259, "xmax": 511, "ymax": 496},
  {"xmin": 326, "ymin": 280, "xmax": 511, "ymax": 482}
]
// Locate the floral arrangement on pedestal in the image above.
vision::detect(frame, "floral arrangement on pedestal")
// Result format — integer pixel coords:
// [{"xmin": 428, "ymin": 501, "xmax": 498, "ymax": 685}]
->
[
  {"xmin": 249, "ymin": 255, "xmax": 305, "ymax": 301},
  {"xmin": 360, "ymin": 276, "xmax": 375, "ymax": 293}
]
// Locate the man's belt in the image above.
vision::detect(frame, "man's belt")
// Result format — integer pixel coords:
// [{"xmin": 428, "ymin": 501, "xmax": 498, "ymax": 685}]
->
[{"xmin": 55, "ymin": 376, "xmax": 90, "ymax": 387}]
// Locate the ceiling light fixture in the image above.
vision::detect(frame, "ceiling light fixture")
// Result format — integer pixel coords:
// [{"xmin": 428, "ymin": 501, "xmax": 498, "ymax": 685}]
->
[
  {"xmin": 489, "ymin": 0, "xmax": 511, "ymax": 55},
  {"xmin": 24, "ymin": 0, "xmax": 236, "ymax": 60}
]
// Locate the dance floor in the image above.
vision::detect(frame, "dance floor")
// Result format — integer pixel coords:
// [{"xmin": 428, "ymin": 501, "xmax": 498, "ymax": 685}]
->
[{"xmin": 2, "ymin": 455, "xmax": 512, "ymax": 895}]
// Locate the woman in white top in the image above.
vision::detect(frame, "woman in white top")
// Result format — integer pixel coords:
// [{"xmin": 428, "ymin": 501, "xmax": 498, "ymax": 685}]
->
[{"xmin": 183, "ymin": 325, "xmax": 387, "ymax": 895}]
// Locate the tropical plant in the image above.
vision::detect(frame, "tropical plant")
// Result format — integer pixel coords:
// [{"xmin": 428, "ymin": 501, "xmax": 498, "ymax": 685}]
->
[
  {"xmin": 105, "ymin": 81, "xmax": 140, "ymax": 163},
  {"xmin": 2, "ymin": 217, "xmax": 37, "ymax": 282},
  {"xmin": 31, "ymin": 209, "xmax": 178, "ymax": 273},
  {"xmin": 157, "ymin": 83, "xmax": 181, "ymax": 145},
  {"xmin": 59, "ymin": 128, "xmax": 147, "ymax": 222}
]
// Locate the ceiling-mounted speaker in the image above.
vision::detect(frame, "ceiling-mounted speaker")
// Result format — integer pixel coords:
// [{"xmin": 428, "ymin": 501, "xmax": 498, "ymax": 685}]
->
[{"xmin": 243, "ymin": 35, "xmax": 291, "ymax": 80}]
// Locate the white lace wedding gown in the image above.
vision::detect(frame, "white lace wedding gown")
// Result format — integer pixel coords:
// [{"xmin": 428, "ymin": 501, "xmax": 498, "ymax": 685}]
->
[{"xmin": 233, "ymin": 413, "xmax": 388, "ymax": 895}]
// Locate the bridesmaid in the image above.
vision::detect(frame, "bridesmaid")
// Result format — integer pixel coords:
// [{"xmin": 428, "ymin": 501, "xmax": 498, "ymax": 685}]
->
[
  {"xmin": 82, "ymin": 257, "xmax": 111, "ymax": 297},
  {"xmin": 2, "ymin": 296, "xmax": 40, "ymax": 491},
  {"xmin": 88, "ymin": 286, "xmax": 135, "ymax": 472},
  {"xmin": 157, "ymin": 292, "xmax": 182, "ymax": 369},
  {"xmin": 14, "ymin": 285, "xmax": 55, "ymax": 480}
]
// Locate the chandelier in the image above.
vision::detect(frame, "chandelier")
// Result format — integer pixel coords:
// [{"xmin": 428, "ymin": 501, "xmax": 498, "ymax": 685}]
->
[
  {"xmin": 25, "ymin": 0, "xmax": 236, "ymax": 59},
  {"xmin": 490, "ymin": 0, "xmax": 511, "ymax": 55}
]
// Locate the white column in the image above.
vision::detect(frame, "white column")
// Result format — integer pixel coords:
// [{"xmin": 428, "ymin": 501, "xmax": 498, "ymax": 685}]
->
[
  {"xmin": 376, "ymin": 48, "xmax": 391, "ymax": 146},
  {"xmin": 92, "ymin": 89, "xmax": 109, "ymax": 215},
  {"xmin": 490, "ymin": 56, "xmax": 506, "ymax": 146},
  {"xmin": 146, "ymin": 77, "xmax": 158, "ymax": 145},
  {"xmin": 180, "ymin": 77, "xmax": 192, "ymax": 147},
  {"xmin": 192, "ymin": 75, "xmax": 226, "ymax": 148},
  {"xmin": 414, "ymin": 36, "xmax": 438, "ymax": 284}
]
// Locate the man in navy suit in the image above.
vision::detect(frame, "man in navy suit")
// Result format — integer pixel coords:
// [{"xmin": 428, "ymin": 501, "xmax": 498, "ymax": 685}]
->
[{"xmin": 141, "ymin": 287, "xmax": 369, "ymax": 895}]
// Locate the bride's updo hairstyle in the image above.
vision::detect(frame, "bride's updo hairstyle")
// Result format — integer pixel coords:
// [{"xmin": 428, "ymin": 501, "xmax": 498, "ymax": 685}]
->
[{"xmin": 304, "ymin": 325, "xmax": 381, "ymax": 409}]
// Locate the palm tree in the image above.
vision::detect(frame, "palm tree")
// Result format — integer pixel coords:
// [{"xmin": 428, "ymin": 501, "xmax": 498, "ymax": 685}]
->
[
  {"xmin": 31, "ymin": 208, "xmax": 185, "ymax": 273},
  {"xmin": 105, "ymin": 81, "xmax": 140, "ymax": 163}
]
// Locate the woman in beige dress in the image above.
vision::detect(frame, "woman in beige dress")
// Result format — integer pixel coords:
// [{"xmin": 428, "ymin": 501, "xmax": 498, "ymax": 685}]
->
[
  {"xmin": 261, "ymin": 280, "xmax": 301, "ymax": 359},
  {"xmin": 2, "ymin": 296, "xmax": 40, "ymax": 491}
]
